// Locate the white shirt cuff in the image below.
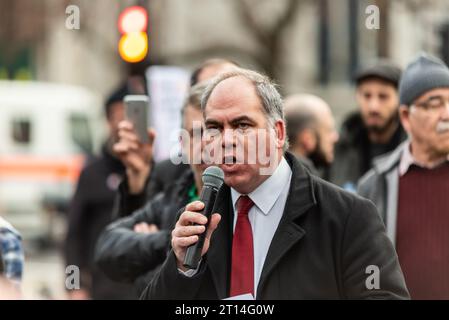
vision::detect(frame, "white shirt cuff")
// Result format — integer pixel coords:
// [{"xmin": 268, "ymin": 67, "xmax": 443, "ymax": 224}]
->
[{"xmin": 177, "ymin": 260, "xmax": 202, "ymax": 277}]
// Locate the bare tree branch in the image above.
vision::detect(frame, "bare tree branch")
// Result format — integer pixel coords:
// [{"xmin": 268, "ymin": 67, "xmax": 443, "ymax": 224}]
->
[{"xmin": 233, "ymin": 0, "xmax": 302, "ymax": 78}]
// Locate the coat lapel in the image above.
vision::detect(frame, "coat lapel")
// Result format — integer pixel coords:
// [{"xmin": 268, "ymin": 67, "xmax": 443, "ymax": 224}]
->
[
  {"xmin": 257, "ymin": 153, "xmax": 317, "ymax": 297},
  {"xmin": 206, "ymin": 184, "xmax": 233, "ymax": 299}
]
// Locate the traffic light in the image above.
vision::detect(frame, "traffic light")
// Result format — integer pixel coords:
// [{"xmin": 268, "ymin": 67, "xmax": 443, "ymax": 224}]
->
[{"xmin": 118, "ymin": 6, "xmax": 148, "ymax": 63}]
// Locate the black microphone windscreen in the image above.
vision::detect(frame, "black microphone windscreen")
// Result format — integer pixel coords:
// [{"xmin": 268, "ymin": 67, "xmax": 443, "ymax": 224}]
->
[{"xmin": 202, "ymin": 166, "xmax": 224, "ymax": 189}]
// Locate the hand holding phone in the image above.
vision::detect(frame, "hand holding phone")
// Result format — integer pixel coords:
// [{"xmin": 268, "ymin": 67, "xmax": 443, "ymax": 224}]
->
[{"xmin": 115, "ymin": 95, "xmax": 155, "ymax": 194}]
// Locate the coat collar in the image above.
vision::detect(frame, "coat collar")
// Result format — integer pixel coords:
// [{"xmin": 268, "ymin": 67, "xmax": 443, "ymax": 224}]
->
[
  {"xmin": 372, "ymin": 141, "xmax": 408, "ymax": 175},
  {"xmin": 206, "ymin": 152, "xmax": 317, "ymax": 299}
]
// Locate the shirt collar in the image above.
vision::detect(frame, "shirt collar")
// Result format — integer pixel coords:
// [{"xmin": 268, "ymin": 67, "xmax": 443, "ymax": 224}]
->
[
  {"xmin": 399, "ymin": 141, "xmax": 449, "ymax": 176},
  {"xmin": 231, "ymin": 157, "xmax": 292, "ymax": 215}
]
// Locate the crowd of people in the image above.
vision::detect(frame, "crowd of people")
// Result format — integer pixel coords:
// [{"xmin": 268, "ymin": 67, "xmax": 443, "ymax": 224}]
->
[{"xmin": 2, "ymin": 52, "xmax": 449, "ymax": 300}]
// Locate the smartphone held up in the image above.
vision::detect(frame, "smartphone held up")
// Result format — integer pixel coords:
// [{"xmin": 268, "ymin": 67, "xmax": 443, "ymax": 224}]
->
[{"xmin": 124, "ymin": 95, "xmax": 150, "ymax": 144}]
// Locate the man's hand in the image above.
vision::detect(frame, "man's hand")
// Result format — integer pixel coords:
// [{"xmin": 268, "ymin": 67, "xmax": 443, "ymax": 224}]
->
[
  {"xmin": 113, "ymin": 120, "xmax": 156, "ymax": 194},
  {"xmin": 171, "ymin": 201, "xmax": 221, "ymax": 272},
  {"xmin": 133, "ymin": 222, "xmax": 159, "ymax": 234},
  {"xmin": 68, "ymin": 288, "xmax": 90, "ymax": 300}
]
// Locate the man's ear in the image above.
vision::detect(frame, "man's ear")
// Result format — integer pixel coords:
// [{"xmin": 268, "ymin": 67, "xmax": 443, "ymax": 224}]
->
[
  {"xmin": 299, "ymin": 128, "xmax": 317, "ymax": 154},
  {"xmin": 274, "ymin": 120, "xmax": 286, "ymax": 148},
  {"xmin": 399, "ymin": 105, "xmax": 411, "ymax": 135}
]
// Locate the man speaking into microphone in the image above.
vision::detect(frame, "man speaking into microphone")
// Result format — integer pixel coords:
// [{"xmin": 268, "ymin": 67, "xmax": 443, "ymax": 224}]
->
[{"xmin": 142, "ymin": 69, "xmax": 409, "ymax": 300}]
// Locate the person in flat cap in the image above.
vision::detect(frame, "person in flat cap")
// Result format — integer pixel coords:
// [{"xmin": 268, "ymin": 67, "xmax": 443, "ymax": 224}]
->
[
  {"xmin": 329, "ymin": 60, "xmax": 407, "ymax": 190},
  {"xmin": 358, "ymin": 53, "xmax": 449, "ymax": 299}
]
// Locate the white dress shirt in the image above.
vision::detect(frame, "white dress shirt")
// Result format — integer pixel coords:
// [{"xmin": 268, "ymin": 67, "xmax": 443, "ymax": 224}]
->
[
  {"xmin": 180, "ymin": 157, "xmax": 292, "ymax": 299},
  {"xmin": 230, "ymin": 157, "xmax": 292, "ymax": 297}
]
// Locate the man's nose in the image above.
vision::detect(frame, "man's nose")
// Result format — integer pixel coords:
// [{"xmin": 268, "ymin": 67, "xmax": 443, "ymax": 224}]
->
[
  {"xmin": 222, "ymin": 128, "xmax": 236, "ymax": 148},
  {"xmin": 367, "ymin": 98, "xmax": 380, "ymax": 111},
  {"xmin": 442, "ymin": 102, "xmax": 449, "ymax": 119}
]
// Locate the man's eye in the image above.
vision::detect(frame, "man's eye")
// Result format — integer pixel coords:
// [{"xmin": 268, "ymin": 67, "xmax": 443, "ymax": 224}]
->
[
  {"xmin": 238, "ymin": 123, "xmax": 249, "ymax": 130},
  {"xmin": 428, "ymin": 99, "xmax": 442, "ymax": 108},
  {"xmin": 204, "ymin": 127, "xmax": 221, "ymax": 137}
]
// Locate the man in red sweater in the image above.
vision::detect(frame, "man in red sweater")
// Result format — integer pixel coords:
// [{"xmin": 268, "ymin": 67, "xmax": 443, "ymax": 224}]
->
[{"xmin": 358, "ymin": 53, "xmax": 449, "ymax": 299}]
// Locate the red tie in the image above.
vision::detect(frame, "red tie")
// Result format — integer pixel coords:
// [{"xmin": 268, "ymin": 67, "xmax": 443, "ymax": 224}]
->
[{"xmin": 230, "ymin": 195, "xmax": 254, "ymax": 297}]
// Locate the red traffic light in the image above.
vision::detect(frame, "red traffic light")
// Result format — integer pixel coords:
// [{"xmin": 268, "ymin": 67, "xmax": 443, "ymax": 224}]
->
[
  {"xmin": 118, "ymin": 6, "xmax": 148, "ymax": 63},
  {"xmin": 118, "ymin": 6, "xmax": 148, "ymax": 34}
]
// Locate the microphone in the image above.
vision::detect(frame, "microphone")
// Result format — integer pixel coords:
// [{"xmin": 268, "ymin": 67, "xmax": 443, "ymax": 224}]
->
[{"xmin": 183, "ymin": 166, "xmax": 224, "ymax": 269}]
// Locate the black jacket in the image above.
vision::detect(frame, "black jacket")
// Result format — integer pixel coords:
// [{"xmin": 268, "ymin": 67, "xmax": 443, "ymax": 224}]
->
[
  {"xmin": 142, "ymin": 152, "xmax": 409, "ymax": 300},
  {"xmin": 329, "ymin": 112, "xmax": 406, "ymax": 189},
  {"xmin": 95, "ymin": 169, "xmax": 194, "ymax": 284},
  {"xmin": 65, "ymin": 143, "xmax": 138, "ymax": 299},
  {"xmin": 114, "ymin": 160, "xmax": 190, "ymax": 219}
]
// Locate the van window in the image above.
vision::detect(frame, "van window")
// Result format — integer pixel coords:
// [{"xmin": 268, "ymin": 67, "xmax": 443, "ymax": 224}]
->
[
  {"xmin": 69, "ymin": 114, "xmax": 93, "ymax": 154},
  {"xmin": 12, "ymin": 118, "xmax": 32, "ymax": 145}
]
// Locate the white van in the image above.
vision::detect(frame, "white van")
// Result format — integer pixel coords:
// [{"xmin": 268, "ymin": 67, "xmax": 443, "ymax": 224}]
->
[{"xmin": 0, "ymin": 81, "xmax": 105, "ymax": 243}]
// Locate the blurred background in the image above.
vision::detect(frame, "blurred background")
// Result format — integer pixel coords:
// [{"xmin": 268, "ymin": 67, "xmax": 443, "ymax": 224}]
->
[{"xmin": 1, "ymin": 0, "xmax": 449, "ymax": 299}]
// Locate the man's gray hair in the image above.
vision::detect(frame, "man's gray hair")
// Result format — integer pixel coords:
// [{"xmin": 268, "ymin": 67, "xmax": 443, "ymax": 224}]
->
[{"xmin": 200, "ymin": 68, "xmax": 289, "ymax": 150}]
